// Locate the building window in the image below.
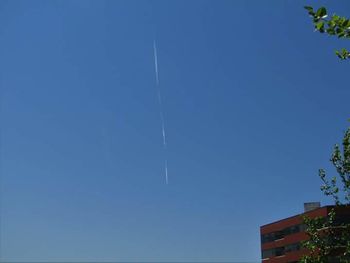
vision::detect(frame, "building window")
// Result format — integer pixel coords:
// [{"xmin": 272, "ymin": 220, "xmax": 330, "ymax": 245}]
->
[
  {"xmin": 262, "ymin": 246, "xmax": 286, "ymax": 259},
  {"xmin": 285, "ymin": 242, "xmax": 301, "ymax": 253},
  {"xmin": 275, "ymin": 247, "xmax": 285, "ymax": 256},
  {"xmin": 262, "ymin": 248, "xmax": 275, "ymax": 259},
  {"xmin": 262, "ymin": 243, "xmax": 300, "ymax": 259},
  {"xmin": 261, "ymin": 224, "xmax": 307, "ymax": 243}
]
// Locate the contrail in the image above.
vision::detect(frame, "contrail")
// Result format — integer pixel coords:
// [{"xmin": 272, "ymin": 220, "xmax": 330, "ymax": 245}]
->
[
  {"xmin": 165, "ymin": 159, "xmax": 168, "ymax": 185},
  {"xmin": 153, "ymin": 40, "xmax": 168, "ymax": 184},
  {"xmin": 153, "ymin": 41, "xmax": 159, "ymax": 86}
]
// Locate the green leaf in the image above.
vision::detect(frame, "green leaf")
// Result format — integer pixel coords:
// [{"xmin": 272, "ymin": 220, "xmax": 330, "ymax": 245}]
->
[
  {"xmin": 316, "ymin": 21, "xmax": 324, "ymax": 31},
  {"xmin": 338, "ymin": 32, "xmax": 345, "ymax": 38},
  {"xmin": 316, "ymin": 7, "xmax": 327, "ymax": 18},
  {"xmin": 304, "ymin": 6, "xmax": 313, "ymax": 11},
  {"xmin": 328, "ymin": 20, "xmax": 336, "ymax": 28},
  {"xmin": 344, "ymin": 19, "xmax": 350, "ymax": 28},
  {"xmin": 336, "ymin": 27, "xmax": 344, "ymax": 34},
  {"xmin": 332, "ymin": 15, "xmax": 340, "ymax": 22},
  {"xmin": 339, "ymin": 17, "xmax": 346, "ymax": 26},
  {"xmin": 326, "ymin": 28, "xmax": 335, "ymax": 35},
  {"xmin": 304, "ymin": 6, "xmax": 315, "ymax": 16},
  {"xmin": 342, "ymin": 19, "xmax": 349, "ymax": 27}
]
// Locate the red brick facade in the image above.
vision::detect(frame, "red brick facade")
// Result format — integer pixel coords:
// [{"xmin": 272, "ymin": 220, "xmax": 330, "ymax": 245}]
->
[{"xmin": 260, "ymin": 206, "xmax": 350, "ymax": 263}]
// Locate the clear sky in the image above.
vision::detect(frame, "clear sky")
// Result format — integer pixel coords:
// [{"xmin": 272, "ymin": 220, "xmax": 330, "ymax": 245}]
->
[{"xmin": 0, "ymin": 0, "xmax": 349, "ymax": 262}]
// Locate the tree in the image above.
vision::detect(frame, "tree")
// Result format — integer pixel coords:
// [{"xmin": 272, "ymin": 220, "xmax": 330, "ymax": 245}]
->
[
  {"xmin": 301, "ymin": 6, "xmax": 350, "ymax": 262},
  {"xmin": 304, "ymin": 6, "xmax": 350, "ymax": 60},
  {"xmin": 300, "ymin": 126, "xmax": 350, "ymax": 263},
  {"xmin": 319, "ymin": 127, "xmax": 350, "ymax": 205}
]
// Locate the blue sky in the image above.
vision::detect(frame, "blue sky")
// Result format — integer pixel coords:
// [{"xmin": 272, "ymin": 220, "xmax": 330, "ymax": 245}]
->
[{"xmin": 0, "ymin": 0, "xmax": 349, "ymax": 262}]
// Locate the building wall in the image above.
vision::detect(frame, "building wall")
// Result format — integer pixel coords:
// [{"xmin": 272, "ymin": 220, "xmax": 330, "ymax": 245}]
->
[{"xmin": 260, "ymin": 206, "xmax": 337, "ymax": 263}]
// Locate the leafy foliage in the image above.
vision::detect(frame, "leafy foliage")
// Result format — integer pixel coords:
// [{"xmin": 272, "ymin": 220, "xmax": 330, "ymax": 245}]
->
[
  {"xmin": 301, "ymin": 210, "xmax": 334, "ymax": 263},
  {"xmin": 319, "ymin": 128, "xmax": 350, "ymax": 205},
  {"xmin": 301, "ymin": 210, "xmax": 350, "ymax": 263},
  {"xmin": 300, "ymin": 126, "xmax": 350, "ymax": 263},
  {"xmin": 304, "ymin": 6, "xmax": 350, "ymax": 60},
  {"xmin": 300, "ymin": 7, "xmax": 350, "ymax": 262}
]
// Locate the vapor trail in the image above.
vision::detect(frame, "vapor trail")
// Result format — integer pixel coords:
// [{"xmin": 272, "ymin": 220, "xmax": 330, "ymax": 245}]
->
[
  {"xmin": 165, "ymin": 159, "xmax": 168, "ymax": 185},
  {"xmin": 153, "ymin": 40, "xmax": 168, "ymax": 184},
  {"xmin": 153, "ymin": 41, "xmax": 159, "ymax": 86}
]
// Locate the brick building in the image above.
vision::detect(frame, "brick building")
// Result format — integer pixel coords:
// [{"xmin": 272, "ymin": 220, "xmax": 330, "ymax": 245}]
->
[{"xmin": 260, "ymin": 203, "xmax": 350, "ymax": 263}]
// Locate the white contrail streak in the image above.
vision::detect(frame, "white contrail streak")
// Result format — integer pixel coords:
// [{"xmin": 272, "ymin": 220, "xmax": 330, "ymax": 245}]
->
[
  {"xmin": 165, "ymin": 159, "xmax": 168, "ymax": 185},
  {"xmin": 153, "ymin": 40, "xmax": 168, "ymax": 184},
  {"xmin": 153, "ymin": 41, "xmax": 159, "ymax": 86}
]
